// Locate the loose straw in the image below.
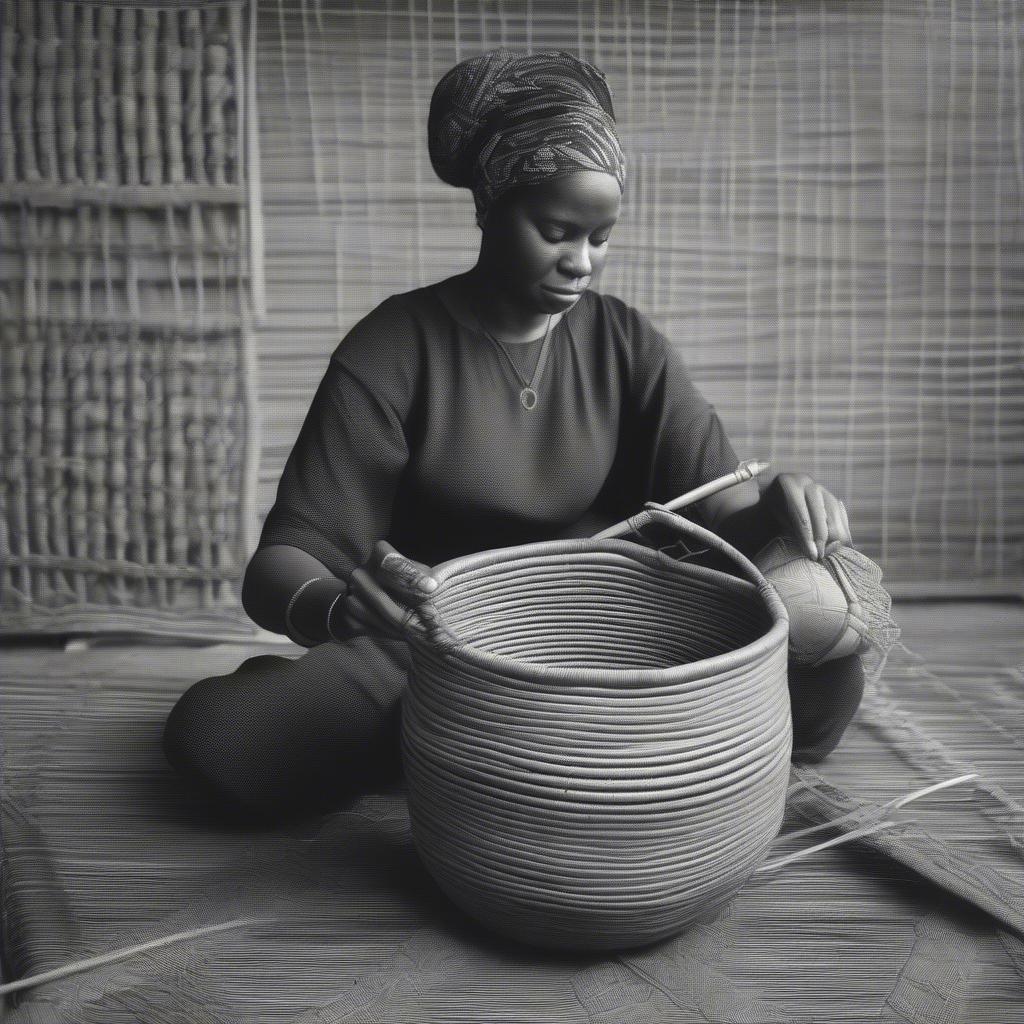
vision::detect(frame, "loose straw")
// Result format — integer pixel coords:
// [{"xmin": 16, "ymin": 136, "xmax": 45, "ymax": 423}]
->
[
  {"xmin": 755, "ymin": 820, "xmax": 904, "ymax": 874},
  {"xmin": 778, "ymin": 772, "xmax": 979, "ymax": 844},
  {"xmin": 0, "ymin": 917, "xmax": 282, "ymax": 998},
  {"xmin": 755, "ymin": 772, "xmax": 979, "ymax": 873}
]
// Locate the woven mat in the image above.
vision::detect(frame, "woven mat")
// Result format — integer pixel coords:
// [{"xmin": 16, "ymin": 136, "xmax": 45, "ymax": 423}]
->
[{"xmin": 2, "ymin": 603, "xmax": 1023, "ymax": 1022}]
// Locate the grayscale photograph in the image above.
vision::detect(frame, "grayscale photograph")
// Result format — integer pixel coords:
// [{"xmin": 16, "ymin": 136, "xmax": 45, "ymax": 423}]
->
[{"xmin": 1, "ymin": 0, "xmax": 1022, "ymax": 1019}]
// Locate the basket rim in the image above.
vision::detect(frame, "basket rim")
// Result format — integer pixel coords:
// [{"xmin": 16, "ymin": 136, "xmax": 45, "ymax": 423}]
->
[{"xmin": 414, "ymin": 536, "xmax": 790, "ymax": 688}]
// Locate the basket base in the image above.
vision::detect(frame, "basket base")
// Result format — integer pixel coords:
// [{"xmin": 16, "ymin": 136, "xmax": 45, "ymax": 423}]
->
[{"xmin": 414, "ymin": 847, "xmax": 755, "ymax": 952}]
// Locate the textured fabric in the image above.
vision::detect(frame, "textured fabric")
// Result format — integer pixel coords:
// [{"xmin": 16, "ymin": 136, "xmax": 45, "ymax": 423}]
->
[
  {"xmin": 255, "ymin": 282, "xmax": 739, "ymax": 583},
  {"xmin": 427, "ymin": 48, "xmax": 627, "ymax": 229},
  {"xmin": 0, "ymin": 0, "xmax": 264, "ymax": 642}
]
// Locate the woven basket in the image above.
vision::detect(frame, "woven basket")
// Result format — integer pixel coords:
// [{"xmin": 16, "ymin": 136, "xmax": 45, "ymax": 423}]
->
[{"xmin": 395, "ymin": 504, "xmax": 791, "ymax": 951}]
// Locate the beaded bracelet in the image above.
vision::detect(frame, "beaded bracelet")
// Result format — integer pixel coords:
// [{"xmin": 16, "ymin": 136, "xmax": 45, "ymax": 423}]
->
[{"xmin": 284, "ymin": 576, "xmax": 330, "ymax": 647}]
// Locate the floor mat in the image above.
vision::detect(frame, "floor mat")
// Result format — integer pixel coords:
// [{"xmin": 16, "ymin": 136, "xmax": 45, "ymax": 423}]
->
[{"xmin": 2, "ymin": 602, "xmax": 1023, "ymax": 1021}]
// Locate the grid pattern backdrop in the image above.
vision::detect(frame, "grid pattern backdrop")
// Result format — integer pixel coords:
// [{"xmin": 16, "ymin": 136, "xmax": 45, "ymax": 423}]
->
[{"xmin": 257, "ymin": 0, "xmax": 1023, "ymax": 599}]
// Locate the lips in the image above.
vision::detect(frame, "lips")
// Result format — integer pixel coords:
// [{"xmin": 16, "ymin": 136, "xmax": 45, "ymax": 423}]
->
[{"xmin": 543, "ymin": 285, "xmax": 586, "ymax": 296}]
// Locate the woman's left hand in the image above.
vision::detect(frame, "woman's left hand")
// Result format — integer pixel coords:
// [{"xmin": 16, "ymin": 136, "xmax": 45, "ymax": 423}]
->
[{"xmin": 766, "ymin": 473, "xmax": 853, "ymax": 561}]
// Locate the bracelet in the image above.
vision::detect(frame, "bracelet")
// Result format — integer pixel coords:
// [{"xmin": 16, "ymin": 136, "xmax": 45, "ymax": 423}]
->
[
  {"xmin": 284, "ymin": 576, "xmax": 330, "ymax": 647},
  {"xmin": 325, "ymin": 588, "xmax": 348, "ymax": 644}
]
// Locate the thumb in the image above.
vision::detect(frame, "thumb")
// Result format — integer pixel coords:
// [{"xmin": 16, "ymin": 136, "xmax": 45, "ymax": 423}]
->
[{"xmin": 379, "ymin": 549, "xmax": 439, "ymax": 596}]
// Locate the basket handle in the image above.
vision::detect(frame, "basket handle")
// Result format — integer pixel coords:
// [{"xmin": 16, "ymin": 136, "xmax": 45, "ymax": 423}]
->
[{"xmin": 619, "ymin": 502, "xmax": 784, "ymax": 608}]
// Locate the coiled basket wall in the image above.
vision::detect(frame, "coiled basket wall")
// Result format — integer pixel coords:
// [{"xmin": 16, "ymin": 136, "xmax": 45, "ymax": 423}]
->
[{"xmin": 395, "ymin": 505, "xmax": 792, "ymax": 951}]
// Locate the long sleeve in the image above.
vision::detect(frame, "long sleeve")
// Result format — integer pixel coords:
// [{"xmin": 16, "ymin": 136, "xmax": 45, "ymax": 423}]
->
[
  {"xmin": 620, "ymin": 304, "xmax": 740, "ymax": 523},
  {"xmin": 254, "ymin": 301, "xmax": 417, "ymax": 585},
  {"xmin": 241, "ymin": 543, "xmax": 345, "ymax": 642}
]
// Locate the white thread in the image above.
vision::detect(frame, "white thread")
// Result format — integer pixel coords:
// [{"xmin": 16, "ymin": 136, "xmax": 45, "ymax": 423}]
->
[
  {"xmin": 888, "ymin": 772, "xmax": 979, "ymax": 811},
  {"xmin": 284, "ymin": 575, "xmax": 330, "ymax": 646},
  {"xmin": 780, "ymin": 772, "xmax": 979, "ymax": 844},
  {"xmin": 755, "ymin": 819, "xmax": 904, "ymax": 874},
  {"xmin": 0, "ymin": 917, "xmax": 281, "ymax": 997}
]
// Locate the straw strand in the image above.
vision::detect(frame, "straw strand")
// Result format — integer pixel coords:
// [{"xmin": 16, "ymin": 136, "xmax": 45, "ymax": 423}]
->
[{"xmin": 0, "ymin": 917, "xmax": 280, "ymax": 998}]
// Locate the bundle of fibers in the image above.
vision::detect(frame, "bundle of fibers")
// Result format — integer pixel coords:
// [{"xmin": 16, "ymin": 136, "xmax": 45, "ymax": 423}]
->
[
  {"xmin": 754, "ymin": 536, "xmax": 901, "ymax": 679},
  {"xmin": 397, "ymin": 506, "xmax": 793, "ymax": 951}
]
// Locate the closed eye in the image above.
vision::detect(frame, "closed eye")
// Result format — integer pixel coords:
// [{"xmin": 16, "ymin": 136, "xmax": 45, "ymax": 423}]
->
[{"xmin": 540, "ymin": 222, "xmax": 615, "ymax": 245}]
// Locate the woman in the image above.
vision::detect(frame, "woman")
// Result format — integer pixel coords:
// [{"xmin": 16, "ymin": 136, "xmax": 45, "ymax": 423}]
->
[{"xmin": 163, "ymin": 49, "xmax": 864, "ymax": 823}]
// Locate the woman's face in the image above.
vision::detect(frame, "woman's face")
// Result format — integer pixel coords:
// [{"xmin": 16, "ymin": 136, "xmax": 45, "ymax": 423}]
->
[{"xmin": 479, "ymin": 170, "xmax": 622, "ymax": 317}]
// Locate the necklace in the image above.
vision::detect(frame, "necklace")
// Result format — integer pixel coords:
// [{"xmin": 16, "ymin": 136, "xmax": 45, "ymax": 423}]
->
[{"xmin": 471, "ymin": 299, "xmax": 556, "ymax": 411}]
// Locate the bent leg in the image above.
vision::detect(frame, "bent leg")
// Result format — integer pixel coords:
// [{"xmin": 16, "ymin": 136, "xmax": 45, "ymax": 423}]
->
[
  {"xmin": 162, "ymin": 636, "xmax": 411, "ymax": 822},
  {"xmin": 788, "ymin": 653, "xmax": 866, "ymax": 764}
]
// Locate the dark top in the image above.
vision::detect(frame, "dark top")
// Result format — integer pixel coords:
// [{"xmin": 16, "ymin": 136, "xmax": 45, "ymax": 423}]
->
[{"xmin": 255, "ymin": 282, "xmax": 739, "ymax": 580}]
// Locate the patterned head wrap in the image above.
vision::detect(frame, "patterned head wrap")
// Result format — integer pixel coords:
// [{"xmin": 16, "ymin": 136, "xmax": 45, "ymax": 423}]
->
[{"xmin": 428, "ymin": 48, "xmax": 627, "ymax": 229}]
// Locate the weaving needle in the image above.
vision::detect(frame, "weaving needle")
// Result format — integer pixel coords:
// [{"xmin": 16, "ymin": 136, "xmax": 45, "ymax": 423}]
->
[
  {"xmin": 660, "ymin": 458, "xmax": 771, "ymax": 514},
  {"xmin": 593, "ymin": 459, "xmax": 771, "ymax": 540}
]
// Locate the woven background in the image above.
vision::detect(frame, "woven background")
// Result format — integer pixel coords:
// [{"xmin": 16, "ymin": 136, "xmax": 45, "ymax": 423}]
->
[
  {"xmin": 255, "ymin": 0, "xmax": 1023, "ymax": 598},
  {"xmin": 3, "ymin": 0, "xmax": 1021, "ymax": 640},
  {"xmin": 0, "ymin": 0, "xmax": 264, "ymax": 638}
]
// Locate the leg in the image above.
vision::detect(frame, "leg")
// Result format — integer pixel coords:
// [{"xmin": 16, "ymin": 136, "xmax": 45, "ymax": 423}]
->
[
  {"xmin": 788, "ymin": 653, "xmax": 866, "ymax": 764},
  {"xmin": 162, "ymin": 635, "xmax": 411, "ymax": 822}
]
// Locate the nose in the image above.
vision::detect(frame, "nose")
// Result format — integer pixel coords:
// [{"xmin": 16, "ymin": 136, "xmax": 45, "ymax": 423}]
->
[{"xmin": 559, "ymin": 240, "xmax": 593, "ymax": 279}]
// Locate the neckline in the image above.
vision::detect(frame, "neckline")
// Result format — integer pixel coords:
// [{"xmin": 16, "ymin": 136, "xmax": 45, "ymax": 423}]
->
[{"xmin": 429, "ymin": 275, "xmax": 581, "ymax": 346}]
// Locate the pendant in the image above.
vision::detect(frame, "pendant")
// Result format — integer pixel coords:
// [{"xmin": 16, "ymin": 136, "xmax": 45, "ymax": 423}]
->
[{"xmin": 520, "ymin": 387, "xmax": 537, "ymax": 410}]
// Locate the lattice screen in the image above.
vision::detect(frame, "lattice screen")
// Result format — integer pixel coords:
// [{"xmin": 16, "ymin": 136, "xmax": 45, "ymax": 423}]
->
[
  {"xmin": 258, "ymin": 0, "xmax": 1023, "ymax": 598},
  {"xmin": 0, "ymin": 0, "xmax": 264, "ymax": 638}
]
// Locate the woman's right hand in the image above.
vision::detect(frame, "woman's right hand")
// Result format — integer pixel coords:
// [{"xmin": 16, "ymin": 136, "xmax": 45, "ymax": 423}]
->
[{"xmin": 330, "ymin": 540, "xmax": 443, "ymax": 643}]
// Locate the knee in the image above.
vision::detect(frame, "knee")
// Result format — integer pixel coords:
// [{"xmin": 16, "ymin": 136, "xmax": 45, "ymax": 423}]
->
[
  {"xmin": 788, "ymin": 653, "xmax": 866, "ymax": 764},
  {"xmin": 162, "ymin": 670, "xmax": 267, "ymax": 812},
  {"xmin": 163, "ymin": 659, "xmax": 267, "ymax": 756}
]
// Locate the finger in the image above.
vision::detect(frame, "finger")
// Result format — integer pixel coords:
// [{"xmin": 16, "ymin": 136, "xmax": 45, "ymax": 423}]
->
[
  {"xmin": 805, "ymin": 486, "xmax": 830, "ymax": 559},
  {"xmin": 364, "ymin": 540, "xmax": 436, "ymax": 602},
  {"xmin": 838, "ymin": 501, "xmax": 854, "ymax": 546},
  {"xmin": 412, "ymin": 601, "xmax": 462, "ymax": 648},
  {"xmin": 343, "ymin": 589, "xmax": 405, "ymax": 641},
  {"xmin": 777, "ymin": 475, "xmax": 817, "ymax": 560},
  {"xmin": 377, "ymin": 548, "xmax": 439, "ymax": 603},
  {"xmin": 383, "ymin": 552, "xmax": 438, "ymax": 592},
  {"xmin": 823, "ymin": 492, "xmax": 851, "ymax": 547},
  {"xmin": 349, "ymin": 566, "xmax": 410, "ymax": 637}
]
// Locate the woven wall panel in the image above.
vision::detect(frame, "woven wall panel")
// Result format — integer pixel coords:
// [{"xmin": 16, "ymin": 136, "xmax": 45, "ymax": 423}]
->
[
  {"xmin": 1, "ymin": 0, "xmax": 263, "ymax": 639},
  {"xmin": 1, "ymin": 320, "xmax": 246, "ymax": 619},
  {"xmin": 256, "ymin": 0, "xmax": 1023, "ymax": 597},
  {"xmin": 0, "ymin": 2, "xmax": 241, "ymax": 189}
]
